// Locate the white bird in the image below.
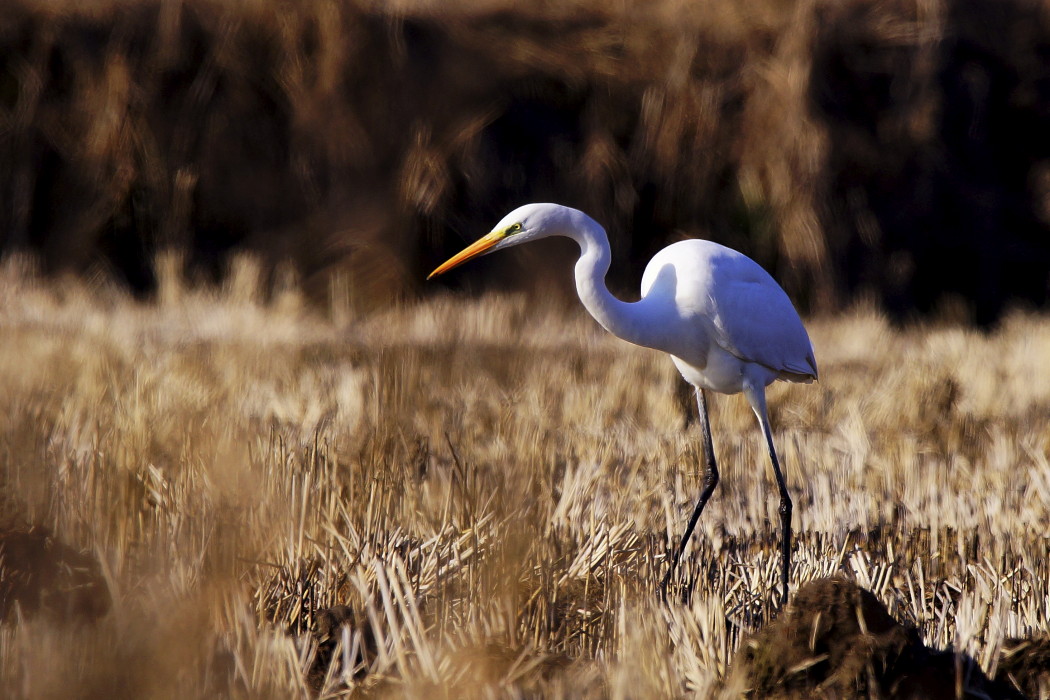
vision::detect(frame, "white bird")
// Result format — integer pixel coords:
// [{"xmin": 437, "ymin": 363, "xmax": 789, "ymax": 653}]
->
[{"xmin": 428, "ymin": 203, "xmax": 817, "ymax": 604}]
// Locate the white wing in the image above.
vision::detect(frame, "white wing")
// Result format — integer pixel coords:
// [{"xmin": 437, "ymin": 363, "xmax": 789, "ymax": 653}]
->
[{"xmin": 643, "ymin": 240, "xmax": 817, "ymax": 379}]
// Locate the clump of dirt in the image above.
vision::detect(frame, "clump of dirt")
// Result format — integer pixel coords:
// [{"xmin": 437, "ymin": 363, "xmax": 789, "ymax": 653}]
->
[
  {"xmin": 0, "ymin": 525, "xmax": 110, "ymax": 622},
  {"xmin": 726, "ymin": 576, "xmax": 1025, "ymax": 699},
  {"xmin": 305, "ymin": 605, "xmax": 376, "ymax": 695}
]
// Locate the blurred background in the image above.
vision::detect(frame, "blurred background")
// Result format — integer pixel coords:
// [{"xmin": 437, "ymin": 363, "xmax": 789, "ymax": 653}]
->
[{"xmin": 1, "ymin": 0, "xmax": 1048, "ymax": 325}]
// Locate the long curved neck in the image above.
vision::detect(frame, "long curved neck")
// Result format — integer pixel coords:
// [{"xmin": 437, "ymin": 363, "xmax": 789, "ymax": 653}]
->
[{"xmin": 563, "ymin": 212, "xmax": 666, "ymax": 352}]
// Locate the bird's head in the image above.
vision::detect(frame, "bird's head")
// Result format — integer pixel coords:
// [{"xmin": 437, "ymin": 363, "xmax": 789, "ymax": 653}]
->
[{"xmin": 427, "ymin": 203, "xmax": 579, "ymax": 279}]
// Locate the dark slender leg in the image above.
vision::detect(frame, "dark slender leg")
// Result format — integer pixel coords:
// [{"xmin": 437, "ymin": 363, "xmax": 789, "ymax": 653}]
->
[
  {"xmin": 746, "ymin": 384, "xmax": 792, "ymax": 606},
  {"xmin": 661, "ymin": 388, "xmax": 718, "ymax": 596},
  {"xmin": 761, "ymin": 417, "xmax": 792, "ymax": 606}
]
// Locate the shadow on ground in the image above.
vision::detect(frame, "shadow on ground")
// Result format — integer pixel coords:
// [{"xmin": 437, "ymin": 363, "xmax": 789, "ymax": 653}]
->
[{"xmin": 0, "ymin": 525, "xmax": 110, "ymax": 622}]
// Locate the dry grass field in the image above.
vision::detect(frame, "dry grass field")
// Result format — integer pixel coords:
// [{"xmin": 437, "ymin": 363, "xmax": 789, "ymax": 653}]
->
[
  {"xmin": 2, "ymin": 0, "xmax": 1050, "ymax": 697},
  {"xmin": 1, "ymin": 256, "xmax": 1049, "ymax": 698}
]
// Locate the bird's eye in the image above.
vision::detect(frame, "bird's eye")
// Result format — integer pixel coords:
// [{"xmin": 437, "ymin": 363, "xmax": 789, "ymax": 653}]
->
[{"xmin": 507, "ymin": 223, "xmax": 522, "ymax": 235}]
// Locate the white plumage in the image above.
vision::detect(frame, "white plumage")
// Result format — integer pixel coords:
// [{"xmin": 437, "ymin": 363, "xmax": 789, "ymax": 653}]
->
[
  {"xmin": 640, "ymin": 238, "xmax": 817, "ymax": 392},
  {"xmin": 429, "ymin": 203, "xmax": 817, "ymax": 604}
]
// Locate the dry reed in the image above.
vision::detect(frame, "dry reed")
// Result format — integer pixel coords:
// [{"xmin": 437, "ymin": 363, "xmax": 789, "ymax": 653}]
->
[{"xmin": 1, "ymin": 256, "xmax": 1048, "ymax": 697}]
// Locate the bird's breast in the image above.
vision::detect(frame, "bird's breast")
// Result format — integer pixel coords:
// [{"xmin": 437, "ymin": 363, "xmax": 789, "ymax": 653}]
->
[{"xmin": 671, "ymin": 344, "xmax": 778, "ymax": 396}]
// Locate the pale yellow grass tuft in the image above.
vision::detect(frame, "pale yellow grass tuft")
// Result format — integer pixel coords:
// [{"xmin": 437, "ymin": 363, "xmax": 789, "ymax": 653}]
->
[{"xmin": 1, "ymin": 260, "xmax": 1048, "ymax": 697}]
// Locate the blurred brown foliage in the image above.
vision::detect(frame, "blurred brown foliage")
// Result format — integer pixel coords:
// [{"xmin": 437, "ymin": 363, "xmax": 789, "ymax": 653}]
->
[{"xmin": 1, "ymin": 0, "xmax": 1048, "ymax": 322}]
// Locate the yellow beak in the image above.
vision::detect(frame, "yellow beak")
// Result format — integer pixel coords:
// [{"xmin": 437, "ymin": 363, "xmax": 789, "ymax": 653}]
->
[{"xmin": 427, "ymin": 231, "xmax": 504, "ymax": 279}]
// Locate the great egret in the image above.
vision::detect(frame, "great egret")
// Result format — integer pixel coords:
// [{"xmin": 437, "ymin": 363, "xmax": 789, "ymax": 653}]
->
[{"xmin": 428, "ymin": 203, "xmax": 817, "ymax": 604}]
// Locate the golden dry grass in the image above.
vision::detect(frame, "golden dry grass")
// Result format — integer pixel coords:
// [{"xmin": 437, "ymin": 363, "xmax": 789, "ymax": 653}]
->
[{"xmin": 1, "ymin": 255, "xmax": 1048, "ymax": 697}]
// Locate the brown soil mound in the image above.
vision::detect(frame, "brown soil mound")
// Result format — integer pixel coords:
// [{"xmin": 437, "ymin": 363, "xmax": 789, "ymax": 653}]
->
[
  {"xmin": 727, "ymin": 576, "xmax": 1025, "ymax": 699},
  {"xmin": 0, "ymin": 526, "xmax": 110, "ymax": 622}
]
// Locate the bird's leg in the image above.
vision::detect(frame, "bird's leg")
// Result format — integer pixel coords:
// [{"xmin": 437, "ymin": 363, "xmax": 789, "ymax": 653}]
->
[
  {"xmin": 762, "ymin": 418, "xmax": 791, "ymax": 607},
  {"xmin": 661, "ymin": 387, "xmax": 719, "ymax": 597},
  {"xmin": 745, "ymin": 384, "xmax": 792, "ymax": 607}
]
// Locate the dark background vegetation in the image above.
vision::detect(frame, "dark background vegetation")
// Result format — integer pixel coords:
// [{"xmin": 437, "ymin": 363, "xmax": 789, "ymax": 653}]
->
[{"xmin": 1, "ymin": 0, "xmax": 1048, "ymax": 323}]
